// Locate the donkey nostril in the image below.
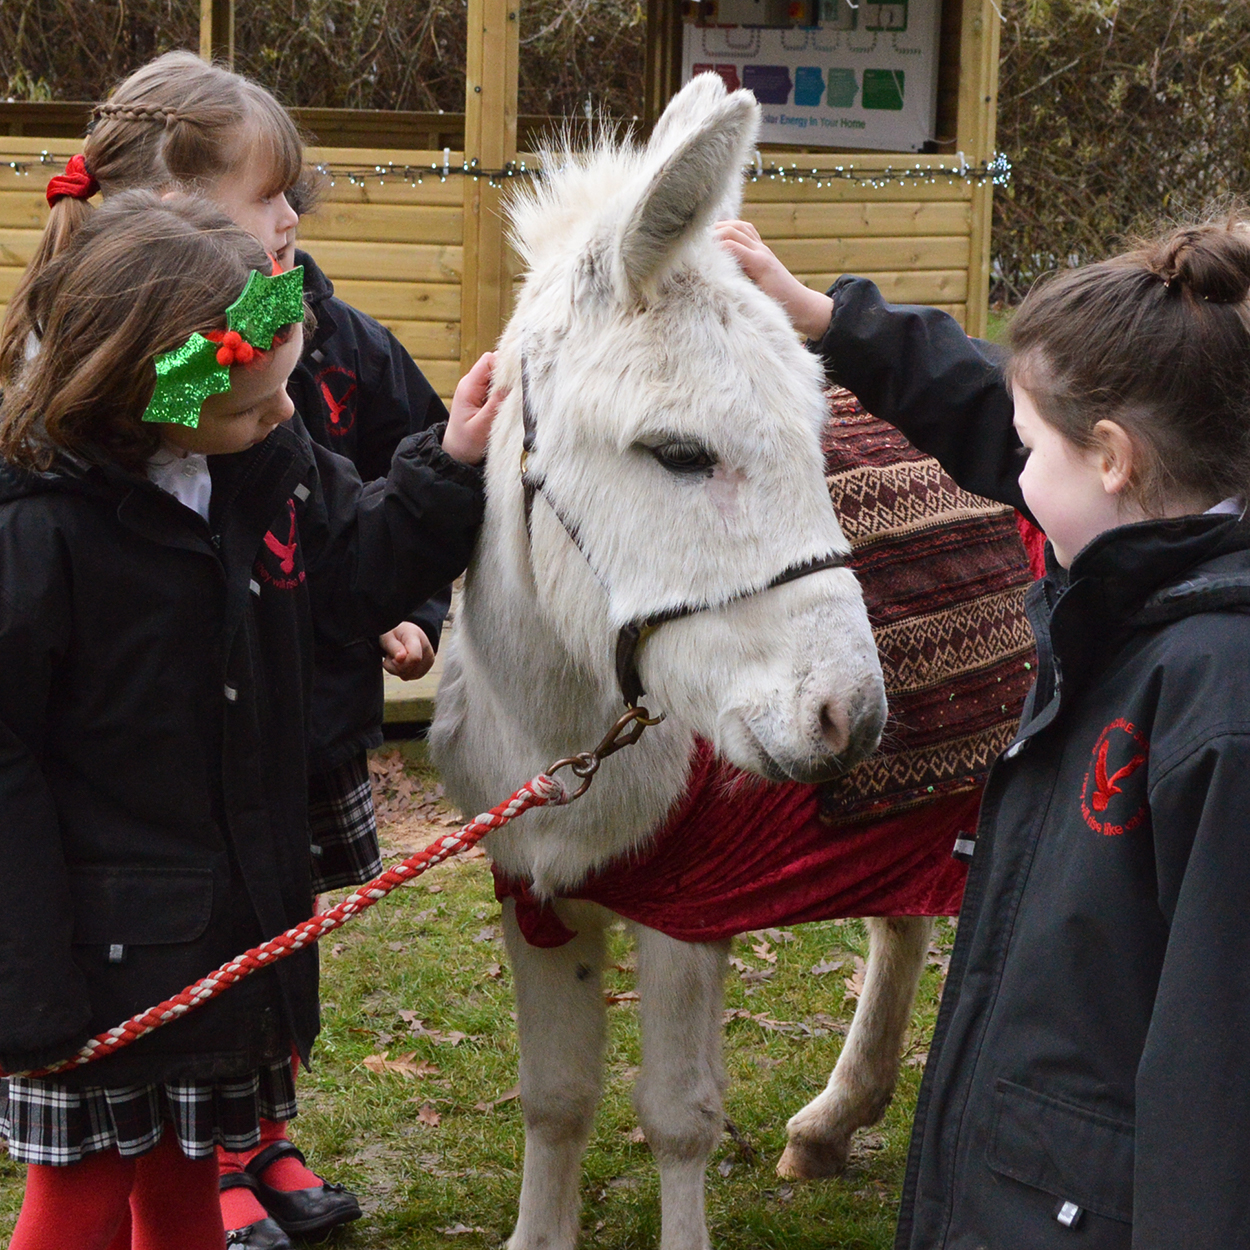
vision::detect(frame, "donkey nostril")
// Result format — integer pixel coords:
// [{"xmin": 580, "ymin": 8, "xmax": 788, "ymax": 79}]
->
[{"xmin": 818, "ymin": 701, "xmax": 851, "ymax": 757}]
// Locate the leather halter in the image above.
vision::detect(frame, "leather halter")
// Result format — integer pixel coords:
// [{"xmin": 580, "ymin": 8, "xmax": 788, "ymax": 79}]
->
[{"xmin": 519, "ymin": 356, "xmax": 849, "ymax": 707}]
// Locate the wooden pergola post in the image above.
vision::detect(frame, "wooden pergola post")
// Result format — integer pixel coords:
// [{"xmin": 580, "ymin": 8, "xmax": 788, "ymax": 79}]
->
[
  {"xmin": 956, "ymin": 0, "xmax": 1002, "ymax": 339},
  {"xmin": 461, "ymin": 0, "xmax": 520, "ymax": 371},
  {"xmin": 199, "ymin": 0, "xmax": 235, "ymax": 66},
  {"xmin": 643, "ymin": 0, "xmax": 683, "ymax": 129}
]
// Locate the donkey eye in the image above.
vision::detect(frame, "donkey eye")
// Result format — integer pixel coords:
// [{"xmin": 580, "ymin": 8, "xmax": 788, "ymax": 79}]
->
[{"xmin": 647, "ymin": 440, "xmax": 718, "ymax": 475}]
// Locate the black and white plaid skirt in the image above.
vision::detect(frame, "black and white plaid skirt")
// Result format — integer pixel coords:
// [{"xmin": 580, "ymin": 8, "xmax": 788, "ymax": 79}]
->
[
  {"xmin": 0, "ymin": 1059, "xmax": 297, "ymax": 1166},
  {"xmin": 308, "ymin": 751, "xmax": 383, "ymax": 893}
]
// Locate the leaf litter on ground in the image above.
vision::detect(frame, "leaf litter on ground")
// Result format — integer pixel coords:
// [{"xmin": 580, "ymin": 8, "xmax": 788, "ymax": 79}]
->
[{"xmin": 149, "ymin": 744, "xmax": 949, "ymax": 1250}]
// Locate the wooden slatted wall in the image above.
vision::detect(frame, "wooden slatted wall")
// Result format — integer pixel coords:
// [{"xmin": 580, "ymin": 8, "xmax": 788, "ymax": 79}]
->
[
  {"xmin": 1, "ymin": 145, "xmax": 979, "ymax": 394},
  {"xmin": 743, "ymin": 155, "xmax": 974, "ymax": 327},
  {"xmin": 0, "ymin": 139, "xmax": 465, "ymax": 404}
]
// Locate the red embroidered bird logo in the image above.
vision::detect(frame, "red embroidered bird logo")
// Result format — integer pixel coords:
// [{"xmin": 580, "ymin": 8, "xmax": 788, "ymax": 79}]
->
[
  {"xmin": 264, "ymin": 500, "xmax": 299, "ymax": 575},
  {"xmin": 318, "ymin": 367, "xmax": 357, "ymax": 430},
  {"xmin": 1091, "ymin": 738, "xmax": 1147, "ymax": 812}
]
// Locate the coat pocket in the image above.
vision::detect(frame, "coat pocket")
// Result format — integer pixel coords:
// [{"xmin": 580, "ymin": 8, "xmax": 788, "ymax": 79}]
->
[
  {"xmin": 69, "ymin": 866, "xmax": 214, "ymax": 946},
  {"xmin": 987, "ymin": 1078, "xmax": 1134, "ymax": 1224}
]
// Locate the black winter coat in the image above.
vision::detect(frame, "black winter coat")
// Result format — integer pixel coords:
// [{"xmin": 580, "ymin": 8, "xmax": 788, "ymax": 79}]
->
[
  {"xmin": 286, "ymin": 249, "xmax": 452, "ymax": 771},
  {"xmin": 0, "ymin": 420, "xmax": 483, "ymax": 1085},
  {"xmin": 816, "ymin": 278, "xmax": 1250, "ymax": 1249}
]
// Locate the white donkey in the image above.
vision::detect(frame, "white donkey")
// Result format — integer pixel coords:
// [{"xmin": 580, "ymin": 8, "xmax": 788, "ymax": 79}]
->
[{"xmin": 432, "ymin": 75, "xmax": 926, "ymax": 1249}]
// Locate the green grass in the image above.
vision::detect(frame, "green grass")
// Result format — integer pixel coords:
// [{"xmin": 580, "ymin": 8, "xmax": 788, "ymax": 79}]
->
[
  {"xmin": 985, "ymin": 306, "xmax": 1013, "ymax": 346},
  {"xmin": 0, "ymin": 745, "xmax": 954, "ymax": 1248}
]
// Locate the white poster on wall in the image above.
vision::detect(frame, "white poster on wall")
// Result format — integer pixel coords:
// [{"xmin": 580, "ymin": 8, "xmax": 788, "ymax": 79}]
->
[{"xmin": 681, "ymin": 0, "xmax": 941, "ymax": 152}]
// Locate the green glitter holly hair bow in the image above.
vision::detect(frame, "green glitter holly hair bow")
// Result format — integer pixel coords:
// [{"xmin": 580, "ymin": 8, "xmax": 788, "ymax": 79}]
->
[{"xmin": 141, "ymin": 264, "xmax": 305, "ymax": 427}]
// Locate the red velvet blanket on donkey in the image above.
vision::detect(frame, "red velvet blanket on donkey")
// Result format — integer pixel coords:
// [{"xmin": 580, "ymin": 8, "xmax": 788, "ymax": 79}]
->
[{"xmin": 496, "ymin": 392, "xmax": 1037, "ymax": 946}]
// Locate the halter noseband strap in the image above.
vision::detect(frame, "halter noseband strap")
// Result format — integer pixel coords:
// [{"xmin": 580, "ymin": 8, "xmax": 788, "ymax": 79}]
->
[
  {"xmin": 519, "ymin": 354, "xmax": 849, "ymax": 708},
  {"xmin": 613, "ymin": 549, "xmax": 849, "ymax": 708}
]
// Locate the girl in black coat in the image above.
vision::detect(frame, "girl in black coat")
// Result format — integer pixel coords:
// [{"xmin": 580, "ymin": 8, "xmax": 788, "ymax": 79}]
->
[
  {"xmin": 0, "ymin": 191, "xmax": 498, "ymax": 1250},
  {"xmin": 6, "ymin": 53, "xmax": 469, "ymax": 1244},
  {"xmin": 719, "ymin": 215, "xmax": 1250, "ymax": 1248}
]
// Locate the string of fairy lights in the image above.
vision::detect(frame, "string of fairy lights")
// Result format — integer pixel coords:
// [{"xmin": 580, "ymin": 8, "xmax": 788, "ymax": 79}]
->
[{"xmin": 2, "ymin": 148, "xmax": 1011, "ymax": 191}]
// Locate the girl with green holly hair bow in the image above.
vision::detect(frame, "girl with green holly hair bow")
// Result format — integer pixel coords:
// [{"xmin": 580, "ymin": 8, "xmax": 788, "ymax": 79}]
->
[{"xmin": 0, "ymin": 189, "xmax": 500, "ymax": 1250}]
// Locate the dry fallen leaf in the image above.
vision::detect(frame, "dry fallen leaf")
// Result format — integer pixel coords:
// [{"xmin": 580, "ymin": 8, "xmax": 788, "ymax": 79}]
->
[
  {"xmin": 362, "ymin": 1052, "xmax": 440, "ymax": 1079},
  {"xmin": 739, "ymin": 968, "xmax": 775, "ymax": 985},
  {"xmin": 438, "ymin": 1224, "xmax": 482, "ymax": 1237},
  {"xmin": 415, "ymin": 1101, "xmax": 442, "ymax": 1127},
  {"xmin": 330, "ymin": 943, "xmax": 346, "ymax": 958},
  {"xmin": 811, "ymin": 958, "xmax": 845, "ymax": 976},
  {"xmin": 628, "ymin": 1126, "xmax": 647, "ymax": 1143},
  {"xmin": 473, "ymin": 926, "xmax": 498, "ymax": 943},
  {"xmin": 750, "ymin": 940, "xmax": 778, "ymax": 965},
  {"xmin": 843, "ymin": 955, "xmax": 867, "ymax": 1004},
  {"xmin": 483, "ymin": 963, "xmax": 504, "ymax": 980},
  {"xmin": 474, "ymin": 1083, "xmax": 521, "ymax": 1112},
  {"xmin": 427, "ymin": 884, "xmax": 444, "ymax": 894},
  {"xmin": 605, "ymin": 990, "xmax": 640, "ymax": 1005}
]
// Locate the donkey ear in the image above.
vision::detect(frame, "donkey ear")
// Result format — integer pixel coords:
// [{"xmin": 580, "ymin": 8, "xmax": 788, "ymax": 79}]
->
[
  {"xmin": 646, "ymin": 71, "xmax": 735, "ymax": 160},
  {"xmin": 616, "ymin": 80, "xmax": 760, "ymax": 295}
]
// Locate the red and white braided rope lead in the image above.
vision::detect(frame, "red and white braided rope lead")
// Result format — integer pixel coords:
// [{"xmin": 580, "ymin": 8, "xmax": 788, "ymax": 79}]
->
[{"xmin": 2, "ymin": 771, "xmax": 569, "ymax": 1081}]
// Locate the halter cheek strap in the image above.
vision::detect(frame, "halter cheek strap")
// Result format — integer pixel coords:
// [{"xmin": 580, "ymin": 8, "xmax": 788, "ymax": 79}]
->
[{"xmin": 520, "ymin": 354, "xmax": 849, "ymax": 708}]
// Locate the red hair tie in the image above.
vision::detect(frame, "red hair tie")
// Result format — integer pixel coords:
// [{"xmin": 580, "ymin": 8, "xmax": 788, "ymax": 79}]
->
[{"xmin": 45, "ymin": 154, "xmax": 100, "ymax": 207}]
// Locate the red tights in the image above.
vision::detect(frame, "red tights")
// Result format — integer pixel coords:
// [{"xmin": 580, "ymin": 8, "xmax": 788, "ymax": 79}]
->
[{"xmin": 8, "ymin": 1130, "xmax": 224, "ymax": 1250}]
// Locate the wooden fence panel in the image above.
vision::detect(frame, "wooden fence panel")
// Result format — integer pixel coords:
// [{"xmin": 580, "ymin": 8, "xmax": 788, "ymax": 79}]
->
[
  {"xmin": 0, "ymin": 141, "xmax": 980, "ymax": 392},
  {"xmin": 742, "ymin": 159, "xmax": 976, "ymax": 329}
]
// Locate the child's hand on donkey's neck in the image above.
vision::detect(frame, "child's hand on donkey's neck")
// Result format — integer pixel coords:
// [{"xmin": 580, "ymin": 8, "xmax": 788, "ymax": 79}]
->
[{"xmin": 443, "ymin": 350, "xmax": 507, "ymax": 466}]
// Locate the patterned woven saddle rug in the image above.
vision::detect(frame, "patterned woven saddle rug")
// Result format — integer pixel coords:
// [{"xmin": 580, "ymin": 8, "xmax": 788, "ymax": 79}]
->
[{"xmin": 496, "ymin": 389, "xmax": 1037, "ymax": 946}]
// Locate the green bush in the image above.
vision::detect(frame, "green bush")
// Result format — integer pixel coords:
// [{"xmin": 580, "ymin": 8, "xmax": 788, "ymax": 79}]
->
[
  {"xmin": 0, "ymin": 0, "xmax": 646, "ymax": 118},
  {"xmin": 5, "ymin": 2, "xmax": 1249, "ymax": 297},
  {"xmin": 994, "ymin": 0, "xmax": 1250, "ymax": 298}
]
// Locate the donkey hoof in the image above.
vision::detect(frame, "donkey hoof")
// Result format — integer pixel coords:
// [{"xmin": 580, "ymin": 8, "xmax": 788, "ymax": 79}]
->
[{"xmin": 776, "ymin": 1135, "xmax": 850, "ymax": 1180}]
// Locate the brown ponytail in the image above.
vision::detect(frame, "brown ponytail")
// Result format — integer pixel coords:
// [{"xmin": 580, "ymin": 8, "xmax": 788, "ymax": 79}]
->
[
  {"xmin": 1008, "ymin": 214, "xmax": 1250, "ymax": 515},
  {"xmin": 0, "ymin": 51, "xmax": 303, "ymax": 385}
]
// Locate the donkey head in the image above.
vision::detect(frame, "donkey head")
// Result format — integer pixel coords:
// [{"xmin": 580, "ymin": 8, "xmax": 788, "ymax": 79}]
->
[{"xmin": 488, "ymin": 74, "xmax": 884, "ymax": 783}]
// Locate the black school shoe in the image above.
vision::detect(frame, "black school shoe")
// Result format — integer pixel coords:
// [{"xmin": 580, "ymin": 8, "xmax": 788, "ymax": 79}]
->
[
  {"xmin": 247, "ymin": 1140, "xmax": 363, "ymax": 1240},
  {"xmin": 221, "ymin": 1173, "xmax": 293, "ymax": 1249}
]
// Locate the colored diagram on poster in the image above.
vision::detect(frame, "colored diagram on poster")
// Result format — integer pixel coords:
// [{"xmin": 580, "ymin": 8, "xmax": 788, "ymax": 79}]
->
[{"xmin": 682, "ymin": 0, "xmax": 939, "ymax": 151}]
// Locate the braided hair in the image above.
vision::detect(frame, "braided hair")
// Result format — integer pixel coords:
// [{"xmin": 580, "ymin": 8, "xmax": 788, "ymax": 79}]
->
[{"xmin": 1, "ymin": 51, "xmax": 304, "ymax": 382}]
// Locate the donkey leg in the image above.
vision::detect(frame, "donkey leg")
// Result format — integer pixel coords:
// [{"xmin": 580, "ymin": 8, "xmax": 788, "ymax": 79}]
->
[
  {"xmin": 777, "ymin": 915, "xmax": 933, "ymax": 1180},
  {"xmin": 632, "ymin": 927, "xmax": 730, "ymax": 1250},
  {"xmin": 503, "ymin": 898, "xmax": 611, "ymax": 1250}
]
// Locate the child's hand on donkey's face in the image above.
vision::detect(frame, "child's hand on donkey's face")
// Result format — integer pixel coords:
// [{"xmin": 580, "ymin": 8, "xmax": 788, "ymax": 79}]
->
[
  {"xmin": 443, "ymin": 351, "xmax": 508, "ymax": 466},
  {"xmin": 714, "ymin": 219, "xmax": 835, "ymax": 342}
]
